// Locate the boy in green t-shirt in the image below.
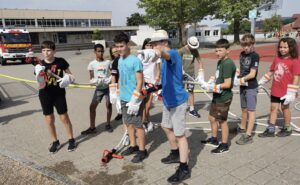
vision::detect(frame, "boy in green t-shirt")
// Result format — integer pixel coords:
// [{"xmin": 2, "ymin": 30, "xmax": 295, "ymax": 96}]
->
[{"xmin": 198, "ymin": 39, "xmax": 236, "ymax": 154}]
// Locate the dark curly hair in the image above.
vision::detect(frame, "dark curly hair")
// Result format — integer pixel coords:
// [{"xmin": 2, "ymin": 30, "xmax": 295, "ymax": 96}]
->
[
  {"xmin": 114, "ymin": 32, "xmax": 130, "ymax": 44},
  {"xmin": 277, "ymin": 37, "xmax": 299, "ymax": 59}
]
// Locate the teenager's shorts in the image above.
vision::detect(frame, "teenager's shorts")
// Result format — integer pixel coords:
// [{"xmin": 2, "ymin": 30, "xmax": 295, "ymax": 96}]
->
[
  {"xmin": 121, "ymin": 100, "xmax": 143, "ymax": 128},
  {"xmin": 209, "ymin": 99, "xmax": 232, "ymax": 122},
  {"xmin": 271, "ymin": 95, "xmax": 285, "ymax": 104},
  {"xmin": 92, "ymin": 88, "xmax": 109, "ymax": 103},
  {"xmin": 183, "ymin": 74, "xmax": 195, "ymax": 92},
  {"xmin": 39, "ymin": 92, "xmax": 67, "ymax": 115},
  {"xmin": 240, "ymin": 88, "xmax": 258, "ymax": 111},
  {"xmin": 161, "ymin": 102, "xmax": 187, "ymax": 136}
]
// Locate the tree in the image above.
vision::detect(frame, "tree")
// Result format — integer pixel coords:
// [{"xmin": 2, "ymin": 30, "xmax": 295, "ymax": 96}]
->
[
  {"xmin": 127, "ymin": 13, "xmax": 146, "ymax": 26},
  {"xmin": 138, "ymin": 0, "xmax": 217, "ymax": 46},
  {"xmin": 215, "ymin": 0, "xmax": 275, "ymax": 43},
  {"xmin": 263, "ymin": 15, "xmax": 282, "ymax": 32},
  {"xmin": 92, "ymin": 29, "xmax": 103, "ymax": 40},
  {"xmin": 222, "ymin": 20, "xmax": 251, "ymax": 35}
]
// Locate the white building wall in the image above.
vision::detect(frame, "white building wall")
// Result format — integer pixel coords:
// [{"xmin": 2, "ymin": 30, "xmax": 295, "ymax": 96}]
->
[
  {"xmin": 130, "ymin": 25, "xmax": 156, "ymax": 46},
  {"xmin": 187, "ymin": 26, "xmax": 221, "ymax": 43}
]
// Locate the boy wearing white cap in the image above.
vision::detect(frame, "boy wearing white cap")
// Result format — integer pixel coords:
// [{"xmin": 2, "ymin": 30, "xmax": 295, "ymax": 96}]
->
[
  {"xmin": 178, "ymin": 36, "xmax": 204, "ymax": 118},
  {"xmin": 139, "ymin": 30, "xmax": 190, "ymax": 183}
]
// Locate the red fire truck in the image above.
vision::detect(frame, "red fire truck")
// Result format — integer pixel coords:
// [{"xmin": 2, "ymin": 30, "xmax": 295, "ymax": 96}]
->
[{"xmin": 0, "ymin": 28, "xmax": 34, "ymax": 65}]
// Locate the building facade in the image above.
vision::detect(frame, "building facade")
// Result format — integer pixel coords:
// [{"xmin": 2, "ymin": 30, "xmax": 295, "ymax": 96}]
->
[{"xmin": 0, "ymin": 9, "xmax": 138, "ymax": 46}]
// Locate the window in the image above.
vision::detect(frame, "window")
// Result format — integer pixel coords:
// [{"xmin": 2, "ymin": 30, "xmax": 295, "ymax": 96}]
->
[
  {"xmin": 204, "ymin": 30, "xmax": 210, "ymax": 36},
  {"xmin": 213, "ymin": 30, "xmax": 219, "ymax": 36},
  {"xmin": 4, "ymin": 19, "xmax": 36, "ymax": 27},
  {"xmin": 37, "ymin": 19, "xmax": 63, "ymax": 27},
  {"xmin": 90, "ymin": 19, "xmax": 111, "ymax": 27},
  {"xmin": 195, "ymin": 32, "xmax": 201, "ymax": 36},
  {"xmin": 66, "ymin": 19, "xmax": 89, "ymax": 27}
]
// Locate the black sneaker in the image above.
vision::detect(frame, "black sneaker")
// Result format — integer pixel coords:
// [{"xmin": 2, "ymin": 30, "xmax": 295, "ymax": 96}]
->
[
  {"xmin": 114, "ymin": 114, "xmax": 122, "ymax": 121},
  {"xmin": 211, "ymin": 143, "xmax": 229, "ymax": 154},
  {"xmin": 67, "ymin": 139, "xmax": 77, "ymax": 152},
  {"xmin": 49, "ymin": 140, "xmax": 60, "ymax": 154},
  {"xmin": 201, "ymin": 137, "xmax": 219, "ymax": 147},
  {"xmin": 81, "ymin": 127, "xmax": 97, "ymax": 135},
  {"xmin": 121, "ymin": 145, "xmax": 139, "ymax": 156},
  {"xmin": 161, "ymin": 151, "xmax": 180, "ymax": 164},
  {"xmin": 167, "ymin": 166, "xmax": 191, "ymax": 183},
  {"xmin": 237, "ymin": 126, "xmax": 246, "ymax": 133},
  {"xmin": 258, "ymin": 128, "xmax": 275, "ymax": 138},
  {"xmin": 276, "ymin": 127, "xmax": 292, "ymax": 137},
  {"xmin": 131, "ymin": 150, "xmax": 148, "ymax": 163},
  {"xmin": 105, "ymin": 124, "xmax": 113, "ymax": 133},
  {"xmin": 189, "ymin": 110, "xmax": 201, "ymax": 118}
]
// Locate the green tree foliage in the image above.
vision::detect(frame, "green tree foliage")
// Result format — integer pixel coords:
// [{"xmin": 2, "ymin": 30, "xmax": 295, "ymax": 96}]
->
[
  {"xmin": 222, "ymin": 20, "xmax": 251, "ymax": 35},
  {"xmin": 138, "ymin": 0, "xmax": 217, "ymax": 46},
  {"xmin": 126, "ymin": 13, "xmax": 147, "ymax": 26},
  {"xmin": 92, "ymin": 29, "xmax": 103, "ymax": 40},
  {"xmin": 263, "ymin": 15, "xmax": 282, "ymax": 32},
  {"xmin": 215, "ymin": 0, "xmax": 275, "ymax": 43}
]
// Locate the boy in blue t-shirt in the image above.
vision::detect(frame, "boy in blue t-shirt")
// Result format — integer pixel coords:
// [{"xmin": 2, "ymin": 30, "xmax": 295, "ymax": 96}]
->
[
  {"xmin": 141, "ymin": 30, "xmax": 190, "ymax": 183},
  {"xmin": 110, "ymin": 33, "xmax": 147, "ymax": 163}
]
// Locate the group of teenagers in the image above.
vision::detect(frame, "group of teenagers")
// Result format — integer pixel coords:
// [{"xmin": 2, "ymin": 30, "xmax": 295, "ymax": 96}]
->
[{"xmin": 34, "ymin": 30, "xmax": 300, "ymax": 183}]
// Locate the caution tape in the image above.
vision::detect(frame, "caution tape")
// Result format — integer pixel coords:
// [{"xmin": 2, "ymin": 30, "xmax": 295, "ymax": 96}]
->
[{"xmin": 0, "ymin": 73, "xmax": 96, "ymax": 89}]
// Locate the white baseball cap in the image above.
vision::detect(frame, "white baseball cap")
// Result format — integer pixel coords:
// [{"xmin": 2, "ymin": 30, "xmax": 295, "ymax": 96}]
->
[
  {"xmin": 187, "ymin": 36, "xmax": 199, "ymax": 49},
  {"xmin": 149, "ymin": 30, "xmax": 169, "ymax": 43}
]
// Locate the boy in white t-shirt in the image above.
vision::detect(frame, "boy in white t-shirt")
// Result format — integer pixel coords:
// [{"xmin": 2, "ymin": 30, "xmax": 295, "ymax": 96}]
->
[
  {"xmin": 138, "ymin": 38, "xmax": 161, "ymax": 132},
  {"xmin": 81, "ymin": 44, "xmax": 113, "ymax": 135}
]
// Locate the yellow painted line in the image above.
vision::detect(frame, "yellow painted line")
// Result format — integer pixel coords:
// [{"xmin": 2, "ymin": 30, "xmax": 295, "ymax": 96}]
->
[{"xmin": 0, "ymin": 73, "xmax": 96, "ymax": 89}]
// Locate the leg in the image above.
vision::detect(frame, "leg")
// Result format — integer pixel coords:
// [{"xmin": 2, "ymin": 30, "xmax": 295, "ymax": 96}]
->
[
  {"xmin": 126, "ymin": 123, "xmax": 136, "ymax": 147},
  {"xmin": 269, "ymin": 102, "xmax": 279, "ymax": 125},
  {"xmin": 59, "ymin": 112, "xmax": 74, "ymax": 139},
  {"xmin": 45, "ymin": 114, "xmax": 57, "ymax": 142},
  {"xmin": 176, "ymin": 135, "xmax": 189, "ymax": 163},
  {"xmin": 106, "ymin": 98, "xmax": 112, "ymax": 125},
  {"xmin": 240, "ymin": 108, "xmax": 248, "ymax": 130},
  {"xmin": 89, "ymin": 101, "xmax": 98, "ymax": 128},
  {"xmin": 281, "ymin": 104, "xmax": 291, "ymax": 126},
  {"xmin": 144, "ymin": 94, "xmax": 153, "ymax": 122},
  {"xmin": 162, "ymin": 127, "xmax": 178, "ymax": 150},
  {"xmin": 188, "ymin": 92, "xmax": 194, "ymax": 110},
  {"xmin": 219, "ymin": 121, "xmax": 229, "ymax": 144},
  {"xmin": 246, "ymin": 110, "xmax": 256, "ymax": 136},
  {"xmin": 136, "ymin": 127, "xmax": 146, "ymax": 151},
  {"xmin": 208, "ymin": 115, "xmax": 218, "ymax": 138}
]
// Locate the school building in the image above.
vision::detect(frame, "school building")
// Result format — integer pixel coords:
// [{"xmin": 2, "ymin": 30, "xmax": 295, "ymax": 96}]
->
[{"xmin": 0, "ymin": 9, "xmax": 138, "ymax": 47}]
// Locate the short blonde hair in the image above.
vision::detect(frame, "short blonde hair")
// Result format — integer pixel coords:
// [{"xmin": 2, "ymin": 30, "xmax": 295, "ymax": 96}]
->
[{"xmin": 241, "ymin": 33, "xmax": 255, "ymax": 46}]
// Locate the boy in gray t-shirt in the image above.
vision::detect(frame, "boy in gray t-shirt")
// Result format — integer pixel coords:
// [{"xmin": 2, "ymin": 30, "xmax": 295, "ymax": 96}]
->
[{"xmin": 81, "ymin": 44, "xmax": 113, "ymax": 135}]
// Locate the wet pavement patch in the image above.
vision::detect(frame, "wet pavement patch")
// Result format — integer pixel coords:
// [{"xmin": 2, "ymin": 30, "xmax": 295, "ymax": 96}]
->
[
  {"xmin": 48, "ymin": 161, "xmax": 80, "ymax": 176},
  {"xmin": 81, "ymin": 165, "xmax": 145, "ymax": 185}
]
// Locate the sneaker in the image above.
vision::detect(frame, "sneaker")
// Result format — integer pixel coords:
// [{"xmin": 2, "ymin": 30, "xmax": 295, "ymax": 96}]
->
[
  {"xmin": 211, "ymin": 143, "xmax": 229, "ymax": 154},
  {"xmin": 167, "ymin": 166, "xmax": 191, "ymax": 183},
  {"xmin": 67, "ymin": 139, "xmax": 77, "ymax": 152},
  {"xmin": 236, "ymin": 134, "xmax": 253, "ymax": 145},
  {"xmin": 114, "ymin": 114, "xmax": 122, "ymax": 121},
  {"xmin": 161, "ymin": 152, "xmax": 180, "ymax": 164},
  {"xmin": 189, "ymin": 110, "xmax": 201, "ymax": 118},
  {"xmin": 276, "ymin": 127, "xmax": 292, "ymax": 137},
  {"xmin": 258, "ymin": 128, "xmax": 275, "ymax": 138},
  {"xmin": 49, "ymin": 140, "xmax": 60, "ymax": 154},
  {"xmin": 201, "ymin": 137, "xmax": 219, "ymax": 147},
  {"xmin": 105, "ymin": 124, "xmax": 113, "ymax": 133},
  {"xmin": 131, "ymin": 150, "xmax": 148, "ymax": 163},
  {"xmin": 81, "ymin": 127, "xmax": 97, "ymax": 135},
  {"xmin": 121, "ymin": 145, "xmax": 139, "ymax": 156},
  {"xmin": 237, "ymin": 126, "xmax": 246, "ymax": 133}
]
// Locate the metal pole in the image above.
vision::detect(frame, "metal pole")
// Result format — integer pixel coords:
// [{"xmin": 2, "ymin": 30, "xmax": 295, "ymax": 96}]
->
[{"xmin": 251, "ymin": 18, "xmax": 256, "ymax": 36}]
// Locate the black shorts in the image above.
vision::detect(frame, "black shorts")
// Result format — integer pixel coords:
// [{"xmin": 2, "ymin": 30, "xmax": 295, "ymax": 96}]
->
[
  {"xmin": 183, "ymin": 74, "xmax": 195, "ymax": 93},
  {"xmin": 271, "ymin": 95, "xmax": 285, "ymax": 104},
  {"xmin": 39, "ymin": 92, "xmax": 67, "ymax": 115}
]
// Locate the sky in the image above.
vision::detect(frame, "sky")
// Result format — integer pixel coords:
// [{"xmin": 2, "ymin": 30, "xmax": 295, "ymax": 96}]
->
[{"xmin": 0, "ymin": 0, "xmax": 299, "ymax": 26}]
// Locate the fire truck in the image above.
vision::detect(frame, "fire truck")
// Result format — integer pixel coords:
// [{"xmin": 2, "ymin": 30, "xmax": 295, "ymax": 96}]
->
[{"xmin": 0, "ymin": 28, "xmax": 34, "ymax": 65}]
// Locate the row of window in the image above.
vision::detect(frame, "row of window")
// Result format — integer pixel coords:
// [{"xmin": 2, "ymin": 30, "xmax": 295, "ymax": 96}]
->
[
  {"xmin": 195, "ymin": 30, "xmax": 219, "ymax": 37},
  {"xmin": 0, "ymin": 18, "xmax": 111, "ymax": 28}
]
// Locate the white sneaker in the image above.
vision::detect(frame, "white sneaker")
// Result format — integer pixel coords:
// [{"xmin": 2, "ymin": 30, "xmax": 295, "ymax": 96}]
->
[{"xmin": 147, "ymin": 122, "xmax": 154, "ymax": 132}]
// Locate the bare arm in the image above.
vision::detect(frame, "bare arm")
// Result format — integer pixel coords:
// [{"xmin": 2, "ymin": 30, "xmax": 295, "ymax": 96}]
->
[
  {"xmin": 88, "ymin": 70, "xmax": 94, "ymax": 80},
  {"xmin": 135, "ymin": 71, "xmax": 143, "ymax": 92},
  {"xmin": 293, "ymin": 75, "xmax": 299, "ymax": 85},
  {"xmin": 155, "ymin": 62, "xmax": 161, "ymax": 83},
  {"xmin": 243, "ymin": 68, "xmax": 257, "ymax": 81},
  {"xmin": 220, "ymin": 78, "xmax": 232, "ymax": 89}
]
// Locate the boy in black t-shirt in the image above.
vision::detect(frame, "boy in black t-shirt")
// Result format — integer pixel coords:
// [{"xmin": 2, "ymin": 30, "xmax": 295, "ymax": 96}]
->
[
  {"xmin": 35, "ymin": 40, "xmax": 76, "ymax": 153},
  {"xmin": 234, "ymin": 34, "xmax": 259, "ymax": 145}
]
